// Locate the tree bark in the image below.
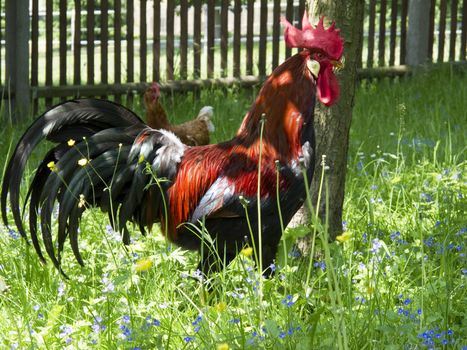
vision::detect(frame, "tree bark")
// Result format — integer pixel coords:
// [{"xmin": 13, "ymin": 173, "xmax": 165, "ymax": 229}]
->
[{"xmin": 291, "ymin": 1, "xmax": 364, "ymax": 244}]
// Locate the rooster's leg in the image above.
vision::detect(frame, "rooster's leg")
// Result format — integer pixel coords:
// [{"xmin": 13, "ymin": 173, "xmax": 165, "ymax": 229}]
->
[
  {"xmin": 196, "ymin": 235, "xmax": 280, "ymax": 277},
  {"xmin": 198, "ymin": 243, "xmax": 238, "ymax": 276}
]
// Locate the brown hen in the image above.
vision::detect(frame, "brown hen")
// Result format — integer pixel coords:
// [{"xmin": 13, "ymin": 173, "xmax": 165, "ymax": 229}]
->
[{"xmin": 144, "ymin": 82, "xmax": 214, "ymax": 146}]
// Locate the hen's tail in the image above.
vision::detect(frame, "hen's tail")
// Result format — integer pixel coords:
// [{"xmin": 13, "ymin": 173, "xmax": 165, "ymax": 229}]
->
[
  {"xmin": 1, "ymin": 99, "xmax": 184, "ymax": 273},
  {"xmin": 196, "ymin": 106, "xmax": 215, "ymax": 133}
]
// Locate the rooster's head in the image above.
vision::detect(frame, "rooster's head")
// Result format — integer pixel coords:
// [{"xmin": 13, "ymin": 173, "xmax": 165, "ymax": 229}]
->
[{"xmin": 281, "ymin": 12, "xmax": 344, "ymax": 106}]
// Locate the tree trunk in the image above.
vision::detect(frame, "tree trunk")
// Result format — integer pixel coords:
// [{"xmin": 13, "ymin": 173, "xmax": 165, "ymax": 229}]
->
[
  {"xmin": 291, "ymin": 1, "xmax": 364, "ymax": 245},
  {"xmin": 4, "ymin": 0, "xmax": 30, "ymax": 123},
  {"xmin": 406, "ymin": 0, "xmax": 432, "ymax": 65}
]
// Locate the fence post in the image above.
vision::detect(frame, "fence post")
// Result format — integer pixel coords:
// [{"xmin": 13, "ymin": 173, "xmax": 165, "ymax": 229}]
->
[
  {"xmin": 406, "ymin": 0, "xmax": 432, "ymax": 65},
  {"xmin": 4, "ymin": 0, "xmax": 30, "ymax": 122}
]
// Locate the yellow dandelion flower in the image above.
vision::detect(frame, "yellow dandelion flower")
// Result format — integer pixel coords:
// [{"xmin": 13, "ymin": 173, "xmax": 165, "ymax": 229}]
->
[
  {"xmin": 47, "ymin": 161, "xmax": 57, "ymax": 172},
  {"xmin": 336, "ymin": 231, "xmax": 352, "ymax": 243},
  {"xmin": 390, "ymin": 176, "xmax": 401, "ymax": 184},
  {"xmin": 366, "ymin": 286, "xmax": 374, "ymax": 295},
  {"xmin": 217, "ymin": 343, "xmax": 229, "ymax": 350},
  {"xmin": 215, "ymin": 302, "xmax": 226, "ymax": 313},
  {"xmin": 78, "ymin": 158, "xmax": 88, "ymax": 166},
  {"xmin": 240, "ymin": 247, "xmax": 253, "ymax": 257},
  {"xmin": 135, "ymin": 258, "xmax": 153, "ymax": 272},
  {"xmin": 67, "ymin": 139, "xmax": 76, "ymax": 147}
]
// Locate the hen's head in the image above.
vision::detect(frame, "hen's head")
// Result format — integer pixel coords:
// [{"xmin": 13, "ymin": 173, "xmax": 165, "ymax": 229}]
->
[
  {"xmin": 147, "ymin": 82, "xmax": 161, "ymax": 102},
  {"xmin": 281, "ymin": 12, "xmax": 344, "ymax": 106}
]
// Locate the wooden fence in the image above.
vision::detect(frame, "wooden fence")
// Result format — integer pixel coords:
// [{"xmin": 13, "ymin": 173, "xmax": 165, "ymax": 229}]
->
[{"xmin": 0, "ymin": 0, "xmax": 466, "ymax": 120}]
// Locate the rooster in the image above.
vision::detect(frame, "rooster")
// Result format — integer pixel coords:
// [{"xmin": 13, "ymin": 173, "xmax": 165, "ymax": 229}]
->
[
  {"xmin": 1, "ymin": 13, "xmax": 343, "ymax": 275},
  {"xmin": 144, "ymin": 82, "xmax": 214, "ymax": 146}
]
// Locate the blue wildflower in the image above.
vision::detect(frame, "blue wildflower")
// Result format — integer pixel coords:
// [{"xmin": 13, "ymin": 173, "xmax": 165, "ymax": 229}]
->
[
  {"xmin": 59, "ymin": 325, "xmax": 73, "ymax": 344},
  {"xmin": 279, "ymin": 331, "xmax": 286, "ymax": 339},
  {"xmin": 58, "ymin": 281, "xmax": 65, "ymax": 296},
  {"xmin": 8, "ymin": 228, "xmax": 19, "ymax": 239},
  {"xmin": 420, "ymin": 193, "xmax": 434, "ymax": 203},
  {"xmin": 101, "ymin": 274, "xmax": 115, "ymax": 293},
  {"xmin": 184, "ymin": 336, "xmax": 194, "ymax": 343},
  {"xmin": 314, "ymin": 261, "xmax": 326, "ymax": 271},
  {"xmin": 288, "ymin": 249, "xmax": 301, "ymax": 258},
  {"xmin": 192, "ymin": 315, "xmax": 202, "ymax": 326},
  {"xmin": 424, "ymin": 237, "xmax": 434, "ymax": 247},
  {"xmin": 281, "ymin": 295, "xmax": 295, "ymax": 307},
  {"xmin": 390, "ymin": 231, "xmax": 401, "ymax": 240},
  {"xmin": 342, "ymin": 220, "xmax": 348, "ymax": 231},
  {"xmin": 91, "ymin": 316, "xmax": 106, "ymax": 333},
  {"xmin": 142, "ymin": 316, "xmax": 160, "ymax": 331},
  {"xmin": 229, "ymin": 318, "xmax": 240, "ymax": 324},
  {"xmin": 192, "ymin": 269, "xmax": 203, "ymax": 279},
  {"xmin": 370, "ymin": 238, "xmax": 383, "ymax": 254},
  {"xmin": 119, "ymin": 325, "xmax": 132, "ymax": 339},
  {"xmin": 59, "ymin": 325, "xmax": 72, "ymax": 337},
  {"xmin": 105, "ymin": 225, "xmax": 114, "ymax": 235}
]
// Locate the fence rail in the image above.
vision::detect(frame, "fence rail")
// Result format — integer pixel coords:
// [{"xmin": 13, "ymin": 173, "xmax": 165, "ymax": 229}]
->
[{"xmin": 0, "ymin": 0, "xmax": 466, "ymax": 119}]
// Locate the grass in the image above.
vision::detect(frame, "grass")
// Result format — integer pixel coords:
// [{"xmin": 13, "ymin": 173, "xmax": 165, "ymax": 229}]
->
[{"xmin": 0, "ymin": 65, "xmax": 466, "ymax": 349}]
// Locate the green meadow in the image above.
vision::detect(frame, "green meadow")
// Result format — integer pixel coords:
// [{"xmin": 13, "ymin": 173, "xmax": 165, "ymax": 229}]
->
[{"xmin": 0, "ymin": 65, "xmax": 465, "ymax": 349}]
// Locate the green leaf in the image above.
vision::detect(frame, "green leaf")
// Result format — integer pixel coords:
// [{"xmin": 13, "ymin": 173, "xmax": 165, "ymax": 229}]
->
[
  {"xmin": 264, "ymin": 319, "xmax": 280, "ymax": 338},
  {"xmin": 284, "ymin": 225, "xmax": 311, "ymax": 239}
]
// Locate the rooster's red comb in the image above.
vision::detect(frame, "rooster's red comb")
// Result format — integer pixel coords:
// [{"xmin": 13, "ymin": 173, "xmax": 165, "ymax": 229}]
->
[{"xmin": 281, "ymin": 12, "xmax": 344, "ymax": 61}]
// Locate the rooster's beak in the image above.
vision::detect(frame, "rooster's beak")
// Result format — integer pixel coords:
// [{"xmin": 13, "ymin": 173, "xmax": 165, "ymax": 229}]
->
[{"xmin": 331, "ymin": 59, "xmax": 344, "ymax": 71}]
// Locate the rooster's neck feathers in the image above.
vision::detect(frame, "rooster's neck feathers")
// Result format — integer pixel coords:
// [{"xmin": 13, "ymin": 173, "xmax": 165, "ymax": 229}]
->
[{"xmin": 236, "ymin": 52, "xmax": 315, "ymax": 161}]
